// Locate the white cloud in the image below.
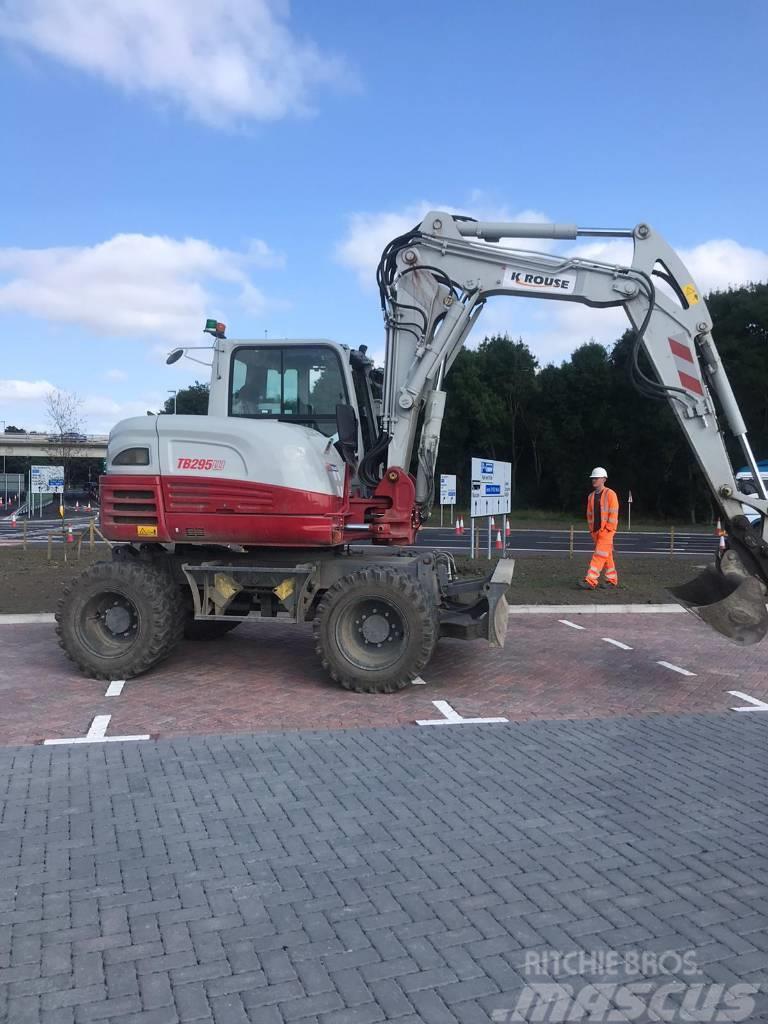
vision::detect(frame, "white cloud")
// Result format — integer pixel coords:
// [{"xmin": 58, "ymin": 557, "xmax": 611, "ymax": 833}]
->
[
  {"xmin": 0, "ymin": 0, "xmax": 351, "ymax": 126},
  {"xmin": 566, "ymin": 237, "xmax": 768, "ymax": 295},
  {"xmin": 336, "ymin": 200, "xmax": 550, "ymax": 288},
  {"xmin": 677, "ymin": 240, "xmax": 768, "ymax": 295},
  {"xmin": 0, "ymin": 378, "xmax": 55, "ymax": 400},
  {"xmin": 0, "ymin": 379, "xmax": 169, "ymax": 433},
  {"xmin": 0, "ymin": 233, "xmax": 281, "ymax": 340}
]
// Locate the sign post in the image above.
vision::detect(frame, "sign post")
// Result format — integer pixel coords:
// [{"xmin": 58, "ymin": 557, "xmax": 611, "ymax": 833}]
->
[
  {"xmin": 627, "ymin": 489, "xmax": 633, "ymax": 532},
  {"xmin": 30, "ymin": 465, "xmax": 64, "ymax": 518},
  {"xmin": 470, "ymin": 458, "xmax": 512, "ymax": 559},
  {"xmin": 439, "ymin": 474, "xmax": 456, "ymax": 529}
]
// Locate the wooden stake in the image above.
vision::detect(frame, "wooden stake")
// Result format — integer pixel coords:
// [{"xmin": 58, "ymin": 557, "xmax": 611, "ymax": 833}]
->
[
  {"xmin": 569, "ymin": 525, "xmax": 574, "ymax": 560},
  {"xmin": 670, "ymin": 526, "xmax": 675, "ymax": 556},
  {"xmin": 22, "ymin": 520, "xmax": 27, "ymax": 552},
  {"xmin": 47, "ymin": 533, "xmax": 52, "ymax": 562},
  {"xmin": 89, "ymin": 519, "xmax": 95, "ymax": 552}
]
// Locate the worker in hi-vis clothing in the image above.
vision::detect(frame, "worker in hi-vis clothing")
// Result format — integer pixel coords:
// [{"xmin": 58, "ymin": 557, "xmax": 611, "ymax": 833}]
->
[{"xmin": 578, "ymin": 467, "xmax": 620, "ymax": 590}]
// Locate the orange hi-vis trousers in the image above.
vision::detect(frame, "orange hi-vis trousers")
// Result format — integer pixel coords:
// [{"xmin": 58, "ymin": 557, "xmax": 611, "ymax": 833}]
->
[
  {"xmin": 586, "ymin": 530, "xmax": 618, "ymax": 588},
  {"xmin": 585, "ymin": 486, "xmax": 619, "ymax": 588}
]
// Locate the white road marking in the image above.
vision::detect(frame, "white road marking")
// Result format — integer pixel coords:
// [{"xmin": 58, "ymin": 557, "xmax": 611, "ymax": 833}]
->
[
  {"xmin": 87, "ymin": 715, "xmax": 111, "ymax": 740},
  {"xmin": 509, "ymin": 605, "xmax": 686, "ymax": 614},
  {"xmin": 43, "ymin": 714, "xmax": 150, "ymax": 745},
  {"xmin": 411, "ymin": 676, "xmax": 426, "ymax": 685},
  {"xmin": 416, "ymin": 699, "xmax": 508, "ymax": 726},
  {"xmin": 657, "ymin": 661, "xmax": 696, "ymax": 677},
  {"xmin": 558, "ymin": 619, "xmax": 586, "ymax": 630},
  {"xmin": 727, "ymin": 690, "xmax": 768, "ymax": 712},
  {"xmin": 0, "ymin": 613, "xmax": 56, "ymax": 624},
  {"xmin": 105, "ymin": 680, "xmax": 125, "ymax": 697},
  {"xmin": 601, "ymin": 638, "xmax": 633, "ymax": 650}
]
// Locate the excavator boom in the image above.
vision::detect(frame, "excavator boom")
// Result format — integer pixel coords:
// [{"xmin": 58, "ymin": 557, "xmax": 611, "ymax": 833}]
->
[{"xmin": 377, "ymin": 212, "xmax": 768, "ymax": 644}]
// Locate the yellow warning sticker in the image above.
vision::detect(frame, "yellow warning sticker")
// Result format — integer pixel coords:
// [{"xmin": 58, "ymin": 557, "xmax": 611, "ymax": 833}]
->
[
  {"xmin": 137, "ymin": 525, "xmax": 158, "ymax": 537},
  {"xmin": 683, "ymin": 283, "xmax": 700, "ymax": 305}
]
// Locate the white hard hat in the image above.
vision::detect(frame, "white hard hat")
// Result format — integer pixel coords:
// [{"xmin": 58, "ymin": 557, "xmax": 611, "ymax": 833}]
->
[{"xmin": 590, "ymin": 466, "xmax": 608, "ymax": 479}]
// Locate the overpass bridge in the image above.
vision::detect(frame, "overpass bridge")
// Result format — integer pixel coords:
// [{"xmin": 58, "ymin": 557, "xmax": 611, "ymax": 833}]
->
[{"xmin": 0, "ymin": 433, "xmax": 108, "ymax": 458}]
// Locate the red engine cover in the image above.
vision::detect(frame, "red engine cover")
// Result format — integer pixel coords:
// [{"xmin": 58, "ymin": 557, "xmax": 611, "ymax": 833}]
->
[{"xmin": 99, "ymin": 469, "xmax": 419, "ymax": 548}]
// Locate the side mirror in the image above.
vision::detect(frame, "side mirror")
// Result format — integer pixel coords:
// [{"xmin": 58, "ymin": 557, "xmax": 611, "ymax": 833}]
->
[{"xmin": 334, "ymin": 404, "xmax": 358, "ymax": 467}]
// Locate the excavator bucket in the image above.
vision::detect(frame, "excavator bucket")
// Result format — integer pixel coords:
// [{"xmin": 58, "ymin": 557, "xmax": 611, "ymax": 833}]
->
[{"xmin": 669, "ymin": 567, "xmax": 768, "ymax": 646}]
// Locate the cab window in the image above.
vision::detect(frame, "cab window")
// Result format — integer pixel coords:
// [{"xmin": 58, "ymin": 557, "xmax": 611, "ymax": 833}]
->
[{"xmin": 230, "ymin": 345, "xmax": 348, "ymax": 436}]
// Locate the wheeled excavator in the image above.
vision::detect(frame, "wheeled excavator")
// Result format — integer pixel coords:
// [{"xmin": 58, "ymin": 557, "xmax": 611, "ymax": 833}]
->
[{"xmin": 57, "ymin": 212, "xmax": 768, "ymax": 691}]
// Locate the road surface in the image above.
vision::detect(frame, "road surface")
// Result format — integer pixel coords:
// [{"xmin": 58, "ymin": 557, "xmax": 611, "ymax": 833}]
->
[{"xmin": 417, "ymin": 524, "xmax": 719, "ymax": 556}]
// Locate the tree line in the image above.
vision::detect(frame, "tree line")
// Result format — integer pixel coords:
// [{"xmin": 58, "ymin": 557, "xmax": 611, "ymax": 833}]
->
[{"xmin": 436, "ymin": 283, "xmax": 768, "ymax": 522}]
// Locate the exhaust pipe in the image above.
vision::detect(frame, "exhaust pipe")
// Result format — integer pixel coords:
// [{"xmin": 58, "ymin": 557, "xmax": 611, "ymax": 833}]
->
[{"xmin": 669, "ymin": 563, "xmax": 768, "ymax": 646}]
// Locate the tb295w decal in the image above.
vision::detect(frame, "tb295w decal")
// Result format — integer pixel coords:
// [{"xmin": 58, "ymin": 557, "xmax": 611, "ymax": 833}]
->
[{"xmin": 176, "ymin": 458, "xmax": 226, "ymax": 471}]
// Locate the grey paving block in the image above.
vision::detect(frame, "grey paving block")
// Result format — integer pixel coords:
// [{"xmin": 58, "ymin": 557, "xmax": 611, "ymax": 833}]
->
[
  {"xmin": 3, "ymin": 715, "xmax": 768, "ymax": 1024},
  {"xmin": 172, "ymin": 982, "xmax": 211, "ymax": 1022}
]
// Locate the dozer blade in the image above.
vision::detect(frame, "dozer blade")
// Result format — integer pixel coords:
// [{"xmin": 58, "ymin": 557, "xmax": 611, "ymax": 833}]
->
[
  {"xmin": 487, "ymin": 558, "xmax": 515, "ymax": 648},
  {"xmin": 669, "ymin": 568, "xmax": 768, "ymax": 646}
]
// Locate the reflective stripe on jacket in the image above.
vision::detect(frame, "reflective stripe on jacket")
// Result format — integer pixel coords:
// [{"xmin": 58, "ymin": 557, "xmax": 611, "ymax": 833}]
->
[{"xmin": 587, "ymin": 486, "xmax": 619, "ymax": 535}]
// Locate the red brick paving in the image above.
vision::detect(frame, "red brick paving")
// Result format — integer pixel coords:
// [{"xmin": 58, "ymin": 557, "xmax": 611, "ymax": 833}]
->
[{"xmin": 0, "ymin": 613, "xmax": 764, "ymax": 746}]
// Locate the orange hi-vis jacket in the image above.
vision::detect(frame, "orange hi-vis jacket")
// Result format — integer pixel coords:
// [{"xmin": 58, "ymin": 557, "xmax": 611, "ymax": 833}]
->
[{"xmin": 586, "ymin": 486, "xmax": 619, "ymax": 535}]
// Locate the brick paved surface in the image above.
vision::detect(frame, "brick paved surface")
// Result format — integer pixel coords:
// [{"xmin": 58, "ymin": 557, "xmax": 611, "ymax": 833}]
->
[
  {"xmin": 1, "ymin": 614, "xmax": 767, "ymax": 745},
  {"xmin": 1, "ymin": 714, "xmax": 768, "ymax": 1022}
]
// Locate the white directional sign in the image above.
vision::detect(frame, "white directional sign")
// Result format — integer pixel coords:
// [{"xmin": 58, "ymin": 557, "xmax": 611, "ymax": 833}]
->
[
  {"xmin": 439, "ymin": 474, "xmax": 457, "ymax": 506},
  {"xmin": 30, "ymin": 465, "xmax": 65, "ymax": 494},
  {"xmin": 470, "ymin": 457, "xmax": 511, "ymax": 517}
]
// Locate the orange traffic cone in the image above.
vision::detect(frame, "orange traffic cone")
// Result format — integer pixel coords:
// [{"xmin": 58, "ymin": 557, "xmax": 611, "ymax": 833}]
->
[
  {"xmin": 66, "ymin": 526, "xmax": 74, "ymax": 544},
  {"xmin": 460, "ymin": 517, "xmax": 465, "ymax": 535},
  {"xmin": 490, "ymin": 516, "xmax": 496, "ymax": 529},
  {"xmin": 11, "ymin": 514, "xmax": 16, "ymax": 528},
  {"xmin": 86, "ymin": 502, "xmax": 91, "ymax": 511},
  {"xmin": 455, "ymin": 518, "xmax": 461, "ymax": 536},
  {"xmin": 715, "ymin": 518, "xmax": 726, "ymax": 551},
  {"xmin": 505, "ymin": 520, "xmax": 511, "ymax": 539},
  {"xmin": 76, "ymin": 500, "xmax": 80, "ymax": 511},
  {"xmin": 495, "ymin": 530, "xmax": 503, "ymax": 551}
]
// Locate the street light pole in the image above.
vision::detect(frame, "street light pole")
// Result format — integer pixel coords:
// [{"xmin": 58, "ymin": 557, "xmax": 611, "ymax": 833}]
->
[{"xmin": 168, "ymin": 390, "xmax": 178, "ymax": 414}]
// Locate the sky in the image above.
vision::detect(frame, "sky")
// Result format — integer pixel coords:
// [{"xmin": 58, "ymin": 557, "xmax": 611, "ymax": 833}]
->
[{"xmin": 1, "ymin": 0, "xmax": 767, "ymax": 433}]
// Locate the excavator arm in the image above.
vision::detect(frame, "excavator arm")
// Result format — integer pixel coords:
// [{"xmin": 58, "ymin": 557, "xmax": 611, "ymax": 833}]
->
[{"xmin": 375, "ymin": 212, "xmax": 768, "ymax": 644}]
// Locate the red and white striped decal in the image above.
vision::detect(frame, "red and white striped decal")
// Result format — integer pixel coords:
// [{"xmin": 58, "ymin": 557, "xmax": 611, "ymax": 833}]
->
[{"xmin": 668, "ymin": 337, "xmax": 703, "ymax": 396}]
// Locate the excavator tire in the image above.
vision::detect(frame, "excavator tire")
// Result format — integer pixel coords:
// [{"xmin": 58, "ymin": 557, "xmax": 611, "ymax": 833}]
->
[
  {"xmin": 313, "ymin": 567, "xmax": 438, "ymax": 693},
  {"xmin": 56, "ymin": 560, "xmax": 184, "ymax": 680}
]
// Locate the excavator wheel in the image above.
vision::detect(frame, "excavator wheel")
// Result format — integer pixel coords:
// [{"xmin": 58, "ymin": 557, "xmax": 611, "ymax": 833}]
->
[
  {"xmin": 56, "ymin": 560, "xmax": 184, "ymax": 680},
  {"xmin": 313, "ymin": 567, "xmax": 438, "ymax": 693}
]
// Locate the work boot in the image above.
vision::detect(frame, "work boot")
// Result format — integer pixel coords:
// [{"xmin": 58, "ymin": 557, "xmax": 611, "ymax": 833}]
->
[
  {"xmin": 576, "ymin": 581, "xmax": 596, "ymax": 591},
  {"xmin": 599, "ymin": 582, "xmax": 621, "ymax": 589}
]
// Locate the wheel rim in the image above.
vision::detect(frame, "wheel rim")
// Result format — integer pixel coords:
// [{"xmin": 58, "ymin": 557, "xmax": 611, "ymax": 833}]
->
[
  {"xmin": 77, "ymin": 589, "xmax": 141, "ymax": 659},
  {"xmin": 335, "ymin": 597, "xmax": 409, "ymax": 672}
]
